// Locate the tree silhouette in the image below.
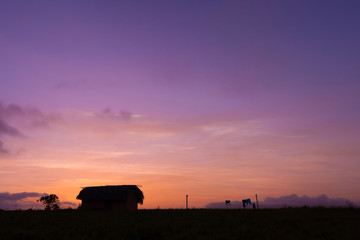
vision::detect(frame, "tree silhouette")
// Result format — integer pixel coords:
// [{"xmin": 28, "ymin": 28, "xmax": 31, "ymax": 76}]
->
[{"xmin": 38, "ymin": 194, "xmax": 60, "ymax": 210}]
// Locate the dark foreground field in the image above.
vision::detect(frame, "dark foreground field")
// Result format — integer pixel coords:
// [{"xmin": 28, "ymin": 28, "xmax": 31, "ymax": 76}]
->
[{"xmin": 0, "ymin": 208, "xmax": 359, "ymax": 240}]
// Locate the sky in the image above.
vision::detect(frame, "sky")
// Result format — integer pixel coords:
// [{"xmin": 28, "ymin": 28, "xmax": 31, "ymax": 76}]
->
[{"xmin": 1, "ymin": 0, "xmax": 360, "ymax": 209}]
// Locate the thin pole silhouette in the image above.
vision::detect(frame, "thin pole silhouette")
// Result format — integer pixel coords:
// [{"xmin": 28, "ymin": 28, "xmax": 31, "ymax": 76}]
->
[{"xmin": 186, "ymin": 195, "xmax": 189, "ymax": 209}]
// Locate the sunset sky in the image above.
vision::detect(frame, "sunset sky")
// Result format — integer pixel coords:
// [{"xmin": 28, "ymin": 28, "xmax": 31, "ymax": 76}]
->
[{"xmin": 1, "ymin": 1, "xmax": 360, "ymax": 209}]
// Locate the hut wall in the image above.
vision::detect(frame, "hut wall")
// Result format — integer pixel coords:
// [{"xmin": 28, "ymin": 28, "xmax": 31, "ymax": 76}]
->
[
  {"xmin": 80, "ymin": 191, "xmax": 139, "ymax": 210},
  {"xmin": 81, "ymin": 200, "xmax": 105, "ymax": 210},
  {"xmin": 112, "ymin": 192, "xmax": 137, "ymax": 210},
  {"xmin": 126, "ymin": 191, "xmax": 138, "ymax": 210},
  {"xmin": 112, "ymin": 201, "xmax": 128, "ymax": 210},
  {"xmin": 82, "ymin": 199, "xmax": 137, "ymax": 210}
]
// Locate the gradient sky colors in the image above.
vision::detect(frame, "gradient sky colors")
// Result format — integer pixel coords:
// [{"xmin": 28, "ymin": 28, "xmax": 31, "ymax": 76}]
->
[{"xmin": 1, "ymin": 1, "xmax": 360, "ymax": 209}]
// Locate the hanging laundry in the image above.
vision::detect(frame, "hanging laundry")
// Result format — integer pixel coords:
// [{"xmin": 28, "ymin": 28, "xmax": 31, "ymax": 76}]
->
[{"xmin": 242, "ymin": 199, "xmax": 251, "ymax": 208}]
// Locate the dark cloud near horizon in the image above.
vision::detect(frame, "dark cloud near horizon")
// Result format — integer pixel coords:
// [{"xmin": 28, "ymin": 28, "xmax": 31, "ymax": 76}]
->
[
  {"xmin": 262, "ymin": 194, "xmax": 349, "ymax": 208},
  {"xmin": 205, "ymin": 194, "xmax": 350, "ymax": 209},
  {"xmin": 0, "ymin": 192, "xmax": 43, "ymax": 201},
  {"xmin": 0, "ymin": 192, "xmax": 44, "ymax": 210},
  {"xmin": 0, "ymin": 192, "xmax": 78, "ymax": 210},
  {"xmin": 97, "ymin": 108, "xmax": 132, "ymax": 121}
]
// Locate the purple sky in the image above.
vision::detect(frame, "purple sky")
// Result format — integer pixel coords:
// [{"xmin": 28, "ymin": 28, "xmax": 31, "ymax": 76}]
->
[{"xmin": 1, "ymin": 1, "xmax": 360, "ymax": 208}]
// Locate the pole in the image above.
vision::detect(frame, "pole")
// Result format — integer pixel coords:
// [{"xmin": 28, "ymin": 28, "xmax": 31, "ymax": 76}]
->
[
  {"xmin": 186, "ymin": 195, "xmax": 189, "ymax": 209},
  {"xmin": 256, "ymin": 194, "xmax": 259, "ymax": 209}
]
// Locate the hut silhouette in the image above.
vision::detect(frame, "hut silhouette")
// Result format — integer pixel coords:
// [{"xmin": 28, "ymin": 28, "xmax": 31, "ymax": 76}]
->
[{"xmin": 76, "ymin": 185, "xmax": 144, "ymax": 210}]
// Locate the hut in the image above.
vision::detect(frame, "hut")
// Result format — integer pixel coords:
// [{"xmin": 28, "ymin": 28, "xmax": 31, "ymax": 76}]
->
[{"xmin": 76, "ymin": 185, "xmax": 144, "ymax": 210}]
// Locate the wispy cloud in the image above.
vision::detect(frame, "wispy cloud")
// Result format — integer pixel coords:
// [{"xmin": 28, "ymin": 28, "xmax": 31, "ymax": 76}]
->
[
  {"xmin": 0, "ymin": 106, "xmax": 24, "ymax": 155},
  {"xmin": 54, "ymin": 79, "xmax": 90, "ymax": 90},
  {"xmin": 0, "ymin": 101, "xmax": 61, "ymax": 154},
  {"xmin": 0, "ymin": 102, "xmax": 359, "ymax": 208},
  {"xmin": 96, "ymin": 107, "xmax": 132, "ymax": 121},
  {"xmin": 0, "ymin": 119, "xmax": 22, "ymax": 137},
  {"xmin": 0, "ymin": 101, "xmax": 60, "ymax": 128},
  {"xmin": 0, "ymin": 140, "xmax": 8, "ymax": 154}
]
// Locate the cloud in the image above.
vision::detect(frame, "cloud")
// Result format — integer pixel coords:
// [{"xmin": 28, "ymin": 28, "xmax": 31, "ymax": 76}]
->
[
  {"xmin": 205, "ymin": 194, "xmax": 350, "ymax": 209},
  {"xmin": 0, "ymin": 114, "xmax": 23, "ymax": 155},
  {"xmin": 97, "ymin": 107, "xmax": 132, "ymax": 121},
  {"xmin": 0, "ymin": 192, "xmax": 44, "ymax": 210},
  {"xmin": 0, "ymin": 140, "xmax": 9, "ymax": 154},
  {"xmin": 0, "ymin": 192, "xmax": 42, "ymax": 201},
  {"xmin": 54, "ymin": 79, "xmax": 92, "ymax": 90},
  {"xmin": 261, "ymin": 194, "xmax": 349, "ymax": 208},
  {"xmin": 24, "ymin": 107, "xmax": 60, "ymax": 128},
  {"xmin": 0, "ymin": 104, "xmax": 25, "ymax": 117},
  {"xmin": 0, "ymin": 101, "xmax": 60, "ymax": 154},
  {"xmin": 0, "ymin": 101, "xmax": 60, "ymax": 128},
  {"xmin": 0, "ymin": 192, "xmax": 79, "ymax": 210},
  {"xmin": 0, "ymin": 119, "xmax": 22, "ymax": 136}
]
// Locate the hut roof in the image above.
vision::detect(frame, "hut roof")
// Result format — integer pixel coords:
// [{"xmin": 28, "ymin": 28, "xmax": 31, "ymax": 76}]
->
[{"xmin": 76, "ymin": 185, "xmax": 144, "ymax": 204}]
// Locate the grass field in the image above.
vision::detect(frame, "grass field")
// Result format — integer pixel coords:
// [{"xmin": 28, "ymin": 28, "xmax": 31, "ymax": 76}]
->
[{"xmin": 0, "ymin": 208, "xmax": 359, "ymax": 240}]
